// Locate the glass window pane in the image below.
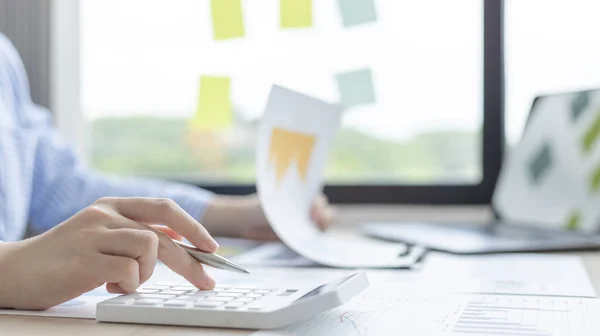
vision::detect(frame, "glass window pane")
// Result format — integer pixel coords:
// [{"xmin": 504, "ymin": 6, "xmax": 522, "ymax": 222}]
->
[
  {"xmin": 506, "ymin": 0, "xmax": 600, "ymax": 146},
  {"xmin": 81, "ymin": 0, "xmax": 483, "ymax": 184}
]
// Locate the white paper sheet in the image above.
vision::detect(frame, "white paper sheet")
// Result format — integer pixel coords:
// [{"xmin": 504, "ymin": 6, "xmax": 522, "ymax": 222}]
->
[
  {"xmin": 232, "ymin": 242, "xmax": 318, "ymax": 267},
  {"xmin": 0, "ymin": 286, "xmax": 115, "ymax": 319},
  {"xmin": 256, "ymin": 85, "xmax": 420, "ymax": 268},
  {"xmin": 253, "ymin": 290, "xmax": 600, "ymax": 336},
  {"xmin": 420, "ymin": 253, "xmax": 597, "ymax": 298}
]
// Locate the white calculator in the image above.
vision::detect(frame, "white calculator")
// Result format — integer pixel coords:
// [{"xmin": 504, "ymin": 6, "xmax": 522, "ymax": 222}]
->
[{"xmin": 96, "ymin": 272, "xmax": 368, "ymax": 329}]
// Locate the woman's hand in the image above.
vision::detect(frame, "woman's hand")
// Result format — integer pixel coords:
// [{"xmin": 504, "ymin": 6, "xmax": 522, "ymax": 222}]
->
[
  {"xmin": 202, "ymin": 193, "xmax": 336, "ymax": 240},
  {"xmin": 0, "ymin": 197, "xmax": 218, "ymax": 310}
]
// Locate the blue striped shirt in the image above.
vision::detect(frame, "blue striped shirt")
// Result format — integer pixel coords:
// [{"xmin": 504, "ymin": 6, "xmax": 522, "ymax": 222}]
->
[{"xmin": 0, "ymin": 34, "xmax": 212, "ymax": 242}]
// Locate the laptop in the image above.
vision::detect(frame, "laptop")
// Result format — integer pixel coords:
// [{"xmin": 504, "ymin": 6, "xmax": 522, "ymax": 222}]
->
[{"xmin": 362, "ymin": 88, "xmax": 600, "ymax": 254}]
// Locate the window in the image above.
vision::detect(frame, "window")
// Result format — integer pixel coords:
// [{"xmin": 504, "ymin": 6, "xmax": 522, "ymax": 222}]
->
[
  {"xmin": 76, "ymin": 0, "xmax": 502, "ymax": 203},
  {"xmin": 505, "ymin": 0, "xmax": 600, "ymax": 146}
]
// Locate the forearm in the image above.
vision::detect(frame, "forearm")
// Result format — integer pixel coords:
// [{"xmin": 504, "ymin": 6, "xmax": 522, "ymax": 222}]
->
[
  {"xmin": 29, "ymin": 170, "xmax": 213, "ymax": 235},
  {"xmin": 201, "ymin": 195, "xmax": 263, "ymax": 237},
  {"xmin": 0, "ymin": 240, "xmax": 28, "ymax": 309}
]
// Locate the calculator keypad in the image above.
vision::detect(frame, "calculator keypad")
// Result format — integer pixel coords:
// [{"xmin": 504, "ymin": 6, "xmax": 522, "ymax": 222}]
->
[{"xmin": 103, "ymin": 283, "xmax": 278, "ymax": 311}]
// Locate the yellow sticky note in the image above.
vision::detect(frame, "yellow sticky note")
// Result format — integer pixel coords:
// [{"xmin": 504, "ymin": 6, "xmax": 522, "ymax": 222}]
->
[
  {"xmin": 269, "ymin": 128, "xmax": 316, "ymax": 184},
  {"xmin": 280, "ymin": 0, "xmax": 312, "ymax": 28},
  {"xmin": 192, "ymin": 76, "xmax": 233, "ymax": 130},
  {"xmin": 211, "ymin": 0, "xmax": 245, "ymax": 40}
]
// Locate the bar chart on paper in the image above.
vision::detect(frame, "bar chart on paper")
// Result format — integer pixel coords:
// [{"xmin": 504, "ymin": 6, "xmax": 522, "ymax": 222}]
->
[{"xmin": 253, "ymin": 291, "xmax": 600, "ymax": 336}]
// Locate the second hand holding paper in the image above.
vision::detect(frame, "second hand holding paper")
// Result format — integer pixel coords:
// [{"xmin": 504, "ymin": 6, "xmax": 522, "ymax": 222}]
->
[{"xmin": 256, "ymin": 85, "xmax": 422, "ymax": 268}]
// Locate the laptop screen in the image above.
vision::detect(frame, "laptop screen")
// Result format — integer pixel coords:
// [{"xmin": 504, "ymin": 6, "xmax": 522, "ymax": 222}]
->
[{"xmin": 492, "ymin": 88, "xmax": 600, "ymax": 233}]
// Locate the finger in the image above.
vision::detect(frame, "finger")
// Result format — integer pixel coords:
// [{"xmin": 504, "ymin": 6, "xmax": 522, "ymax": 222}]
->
[
  {"xmin": 311, "ymin": 195, "xmax": 335, "ymax": 231},
  {"xmin": 93, "ymin": 254, "xmax": 140, "ymax": 293},
  {"xmin": 96, "ymin": 228, "xmax": 159, "ymax": 285},
  {"xmin": 106, "ymin": 282, "xmax": 126, "ymax": 294},
  {"xmin": 100, "ymin": 197, "xmax": 218, "ymax": 252},
  {"xmin": 97, "ymin": 218, "xmax": 215, "ymax": 290},
  {"xmin": 153, "ymin": 230, "xmax": 216, "ymax": 289},
  {"xmin": 151, "ymin": 225, "xmax": 183, "ymax": 241}
]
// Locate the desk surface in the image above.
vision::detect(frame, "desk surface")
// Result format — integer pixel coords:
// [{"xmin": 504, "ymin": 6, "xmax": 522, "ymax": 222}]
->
[{"xmin": 2, "ymin": 205, "xmax": 599, "ymax": 336}]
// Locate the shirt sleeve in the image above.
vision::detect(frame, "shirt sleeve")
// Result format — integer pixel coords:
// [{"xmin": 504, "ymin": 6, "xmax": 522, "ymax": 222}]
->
[
  {"xmin": 25, "ymin": 113, "xmax": 214, "ymax": 234},
  {"xmin": 29, "ymin": 115, "xmax": 213, "ymax": 233},
  {"xmin": 1, "ymin": 33, "xmax": 213, "ymax": 235}
]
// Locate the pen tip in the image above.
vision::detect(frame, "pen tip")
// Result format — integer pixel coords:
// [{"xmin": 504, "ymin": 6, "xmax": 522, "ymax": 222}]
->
[{"xmin": 243, "ymin": 270, "xmax": 250, "ymax": 274}]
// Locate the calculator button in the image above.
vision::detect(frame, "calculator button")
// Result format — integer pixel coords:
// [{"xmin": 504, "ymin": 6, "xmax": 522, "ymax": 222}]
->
[
  {"xmin": 175, "ymin": 296, "xmax": 199, "ymax": 301},
  {"xmin": 159, "ymin": 290, "xmax": 188, "ymax": 295},
  {"xmin": 164, "ymin": 300, "xmax": 190, "ymax": 307},
  {"xmin": 189, "ymin": 290, "xmax": 216, "ymax": 296},
  {"xmin": 234, "ymin": 285, "xmax": 259, "ymax": 290},
  {"xmin": 135, "ymin": 289, "xmax": 160, "ymax": 294},
  {"xmin": 142, "ymin": 285, "xmax": 171, "ymax": 290},
  {"xmin": 103, "ymin": 299, "xmax": 128, "ymax": 305},
  {"xmin": 225, "ymin": 302, "xmax": 246, "ymax": 309},
  {"xmin": 214, "ymin": 285, "xmax": 233, "ymax": 290},
  {"xmin": 246, "ymin": 294, "xmax": 263, "ymax": 299},
  {"xmin": 194, "ymin": 301, "xmax": 223, "ymax": 308},
  {"xmin": 171, "ymin": 286, "xmax": 195, "ymax": 291},
  {"xmin": 131, "ymin": 294, "xmax": 176, "ymax": 300},
  {"xmin": 218, "ymin": 292, "xmax": 243, "ymax": 298},
  {"xmin": 134, "ymin": 299, "xmax": 162, "ymax": 306},
  {"xmin": 246, "ymin": 303, "xmax": 265, "ymax": 310},
  {"xmin": 254, "ymin": 290, "xmax": 271, "ymax": 294},
  {"xmin": 227, "ymin": 289, "xmax": 253, "ymax": 294},
  {"xmin": 261, "ymin": 286, "xmax": 277, "ymax": 291},
  {"xmin": 234, "ymin": 298, "xmax": 255, "ymax": 303},
  {"xmin": 207, "ymin": 297, "xmax": 233, "ymax": 302}
]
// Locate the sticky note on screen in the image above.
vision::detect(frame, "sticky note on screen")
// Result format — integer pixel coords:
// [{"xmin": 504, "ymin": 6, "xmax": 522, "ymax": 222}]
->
[
  {"xmin": 590, "ymin": 164, "xmax": 600, "ymax": 193},
  {"xmin": 564, "ymin": 210, "xmax": 581, "ymax": 231},
  {"xmin": 280, "ymin": 0, "xmax": 312, "ymax": 28},
  {"xmin": 336, "ymin": 68, "xmax": 376, "ymax": 108},
  {"xmin": 528, "ymin": 143, "xmax": 552, "ymax": 185},
  {"xmin": 582, "ymin": 110, "xmax": 600, "ymax": 155},
  {"xmin": 211, "ymin": 0, "xmax": 245, "ymax": 40},
  {"xmin": 192, "ymin": 76, "xmax": 233, "ymax": 130},
  {"xmin": 337, "ymin": 0, "xmax": 377, "ymax": 27},
  {"xmin": 571, "ymin": 91, "xmax": 590, "ymax": 122}
]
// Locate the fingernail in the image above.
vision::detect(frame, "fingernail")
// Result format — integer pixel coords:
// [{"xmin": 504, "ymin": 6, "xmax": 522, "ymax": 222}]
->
[
  {"xmin": 205, "ymin": 238, "xmax": 219, "ymax": 252},
  {"xmin": 202, "ymin": 273, "xmax": 216, "ymax": 289}
]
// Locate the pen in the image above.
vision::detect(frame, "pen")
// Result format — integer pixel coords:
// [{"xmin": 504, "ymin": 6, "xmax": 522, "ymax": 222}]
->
[{"xmin": 173, "ymin": 239, "xmax": 250, "ymax": 275}]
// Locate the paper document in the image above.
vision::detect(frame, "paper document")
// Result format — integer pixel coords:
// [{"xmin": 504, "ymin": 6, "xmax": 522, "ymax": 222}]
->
[
  {"xmin": 256, "ymin": 86, "xmax": 420, "ymax": 268},
  {"xmin": 233, "ymin": 242, "xmax": 318, "ymax": 267},
  {"xmin": 0, "ymin": 285, "xmax": 115, "ymax": 319},
  {"xmin": 254, "ymin": 290, "xmax": 600, "ymax": 336},
  {"xmin": 421, "ymin": 253, "xmax": 596, "ymax": 298}
]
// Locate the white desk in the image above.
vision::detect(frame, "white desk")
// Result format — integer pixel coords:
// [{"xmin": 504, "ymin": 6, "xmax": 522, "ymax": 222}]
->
[{"xmin": 3, "ymin": 205, "xmax": 597, "ymax": 336}]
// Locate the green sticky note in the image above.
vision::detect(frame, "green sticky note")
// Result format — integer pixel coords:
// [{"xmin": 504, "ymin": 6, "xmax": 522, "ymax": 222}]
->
[
  {"xmin": 582, "ymin": 110, "xmax": 600, "ymax": 154},
  {"xmin": 528, "ymin": 143, "xmax": 552, "ymax": 185},
  {"xmin": 192, "ymin": 76, "xmax": 233, "ymax": 130},
  {"xmin": 211, "ymin": 0, "xmax": 245, "ymax": 40},
  {"xmin": 565, "ymin": 210, "xmax": 581, "ymax": 231},
  {"xmin": 571, "ymin": 91, "xmax": 590, "ymax": 122},
  {"xmin": 337, "ymin": 0, "xmax": 377, "ymax": 27},
  {"xmin": 590, "ymin": 165, "xmax": 600, "ymax": 193},
  {"xmin": 280, "ymin": 0, "xmax": 312, "ymax": 28},
  {"xmin": 336, "ymin": 68, "xmax": 376, "ymax": 108}
]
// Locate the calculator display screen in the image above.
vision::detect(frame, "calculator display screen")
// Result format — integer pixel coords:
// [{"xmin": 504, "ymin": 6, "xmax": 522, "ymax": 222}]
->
[{"xmin": 294, "ymin": 274, "xmax": 354, "ymax": 302}]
